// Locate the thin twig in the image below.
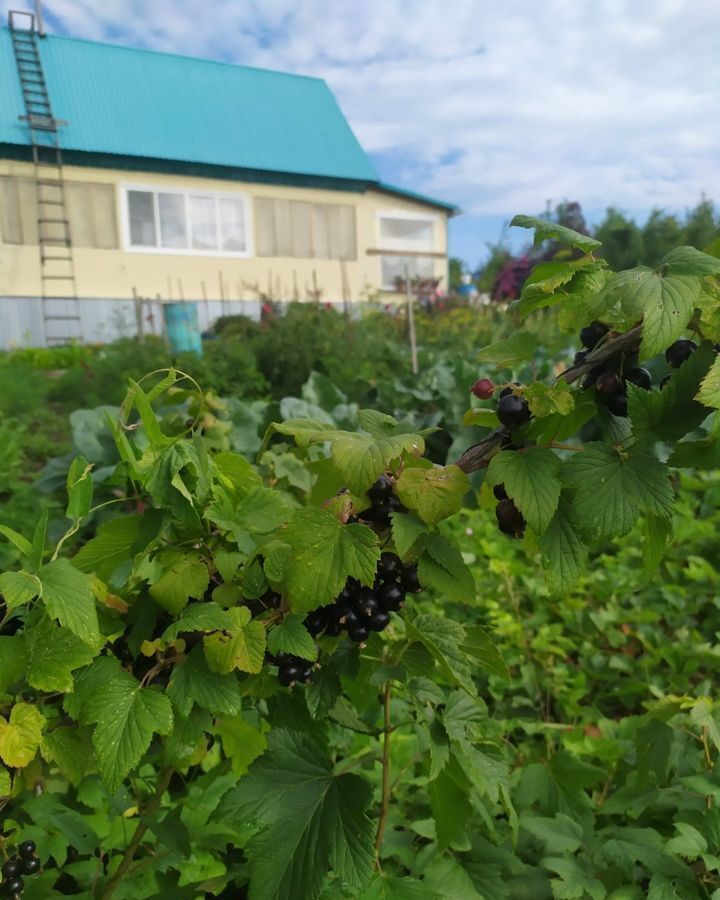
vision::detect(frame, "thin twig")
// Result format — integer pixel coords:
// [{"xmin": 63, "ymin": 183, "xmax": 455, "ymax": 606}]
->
[
  {"xmin": 100, "ymin": 767, "xmax": 174, "ymax": 899},
  {"xmin": 374, "ymin": 684, "xmax": 393, "ymax": 858}
]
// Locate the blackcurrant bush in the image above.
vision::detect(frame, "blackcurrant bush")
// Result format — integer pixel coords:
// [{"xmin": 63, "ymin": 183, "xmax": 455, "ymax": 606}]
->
[
  {"xmin": 624, "ymin": 367, "xmax": 652, "ymax": 390},
  {"xmin": 386, "ymin": 495, "xmax": 406, "ymax": 513},
  {"xmin": 368, "ymin": 610, "xmax": 391, "ymax": 632},
  {"xmin": 660, "ymin": 374, "xmax": 671, "ymax": 390},
  {"xmin": 367, "ymin": 474, "xmax": 393, "ymax": 504},
  {"xmin": 347, "ymin": 624, "xmax": 370, "ymax": 644},
  {"xmin": 297, "ymin": 665, "xmax": 313, "ymax": 684},
  {"xmin": 18, "ymin": 841, "xmax": 37, "ymax": 859},
  {"xmin": 377, "ymin": 552, "xmax": 401, "ymax": 581},
  {"xmin": 579, "ymin": 320, "xmax": 609, "ymax": 350},
  {"xmin": 2, "ymin": 859, "xmax": 21, "ymax": 879},
  {"xmin": 378, "ymin": 581, "xmax": 405, "ymax": 611},
  {"xmin": 21, "ymin": 857, "xmax": 41, "ymax": 875},
  {"xmin": 581, "ymin": 365, "xmax": 605, "ymax": 390},
  {"xmin": 493, "ymin": 483, "xmax": 508, "ymax": 501},
  {"xmin": 574, "ymin": 350, "xmax": 589, "ymax": 366},
  {"xmin": 4, "ymin": 877, "xmax": 24, "ymax": 894},
  {"xmin": 665, "ymin": 339, "xmax": 697, "ymax": 368},
  {"xmin": 496, "ymin": 394, "xmax": 531, "ymax": 428},
  {"xmin": 400, "ymin": 565, "xmax": 422, "ymax": 594},
  {"xmin": 278, "ymin": 665, "xmax": 301, "ymax": 687},
  {"xmin": 470, "ymin": 378, "xmax": 494, "ymax": 399},
  {"xmin": 324, "ymin": 619, "xmax": 344, "ymax": 637},
  {"xmin": 345, "ymin": 609, "xmax": 362, "ymax": 629},
  {"xmin": 606, "ymin": 391, "xmax": 628, "ymax": 417},
  {"xmin": 596, "ymin": 372, "xmax": 623, "ymax": 394}
]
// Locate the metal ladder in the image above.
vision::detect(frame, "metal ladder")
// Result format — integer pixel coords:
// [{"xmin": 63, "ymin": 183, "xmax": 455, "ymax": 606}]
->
[{"xmin": 8, "ymin": 10, "xmax": 82, "ymax": 345}]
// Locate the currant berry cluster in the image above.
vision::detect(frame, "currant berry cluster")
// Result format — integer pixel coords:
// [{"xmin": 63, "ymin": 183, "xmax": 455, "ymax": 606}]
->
[
  {"xmin": 492, "ymin": 482, "xmax": 526, "ymax": 538},
  {"xmin": 496, "ymin": 385, "xmax": 531, "ymax": 429},
  {"xmin": 576, "ymin": 322, "xmax": 699, "ymax": 417},
  {"xmin": 303, "ymin": 553, "xmax": 421, "ymax": 646},
  {"xmin": 360, "ymin": 474, "xmax": 407, "ymax": 530},
  {"xmin": 272, "ymin": 653, "xmax": 314, "ymax": 688},
  {"xmin": 2, "ymin": 842, "xmax": 40, "ymax": 898}
]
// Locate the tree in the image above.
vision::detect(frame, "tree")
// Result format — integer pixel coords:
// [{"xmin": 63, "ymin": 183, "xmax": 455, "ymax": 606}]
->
[
  {"xmin": 447, "ymin": 257, "xmax": 464, "ymax": 290},
  {"xmin": 683, "ymin": 196, "xmax": 718, "ymax": 250},
  {"xmin": 641, "ymin": 209, "xmax": 684, "ymax": 266},
  {"xmin": 594, "ymin": 207, "xmax": 644, "ymax": 271}
]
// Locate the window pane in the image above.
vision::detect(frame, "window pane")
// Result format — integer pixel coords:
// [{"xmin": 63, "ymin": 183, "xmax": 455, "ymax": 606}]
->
[
  {"xmin": 381, "ymin": 255, "xmax": 434, "ymax": 290},
  {"xmin": 255, "ymin": 197, "xmax": 276, "ymax": 256},
  {"xmin": 128, "ymin": 190, "xmax": 156, "ymax": 247},
  {"xmin": 189, "ymin": 195, "xmax": 217, "ymax": 250},
  {"xmin": 158, "ymin": 193, "xmax": 187, "ymax": 249},
  {"xmin": 380, "ymin": 217, "xmax": 433, "ymax": 251},
  {"xmin": 218, "ymin": 198, "xmax": 246, "ymax": 252}
]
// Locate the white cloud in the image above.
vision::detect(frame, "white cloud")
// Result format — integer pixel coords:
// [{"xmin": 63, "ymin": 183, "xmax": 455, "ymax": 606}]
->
[{"xmin": 14, "ymin": 0, "xmax": 720, "ymax": 222}]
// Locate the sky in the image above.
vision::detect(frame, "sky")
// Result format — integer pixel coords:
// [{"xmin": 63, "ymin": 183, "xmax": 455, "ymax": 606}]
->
[{"xmin": 10, "ymin": 0, "xmax": 720, "ymax": 268}]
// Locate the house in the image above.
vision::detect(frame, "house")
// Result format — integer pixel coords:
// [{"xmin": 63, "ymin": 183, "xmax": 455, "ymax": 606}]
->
[{"xmin": 0, "ymin": 12, "xmax": 458, "ymax": 347}]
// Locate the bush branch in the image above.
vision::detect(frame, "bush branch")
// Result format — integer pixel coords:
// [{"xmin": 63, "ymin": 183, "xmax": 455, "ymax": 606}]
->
[{"xmin": 374, "ymin": 684, "xmax": 393, "ymax": 858}]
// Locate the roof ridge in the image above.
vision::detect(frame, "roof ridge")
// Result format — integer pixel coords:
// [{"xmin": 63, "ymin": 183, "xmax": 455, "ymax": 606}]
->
[{"xmin": 0, "ymin": 24, "xmax": 325, "ymax": 85}]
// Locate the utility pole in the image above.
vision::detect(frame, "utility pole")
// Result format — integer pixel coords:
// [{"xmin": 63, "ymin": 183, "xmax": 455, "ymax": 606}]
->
[{"xmin": 35, "ymin": 0, "xmax": 45, "ymax": 36}]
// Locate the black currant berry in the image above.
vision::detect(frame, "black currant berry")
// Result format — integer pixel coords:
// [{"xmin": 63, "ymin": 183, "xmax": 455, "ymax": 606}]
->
[
  {"xmin": 4, "ymin": 877, "xmax": 24, "ymax": 894},
  {"xmin": 660, "ymin": 374, "xmax": 672, "ymax": 390},
  {"xmin": 400, "ymin": 565, "xmax": 422, "ymax": 594},
  {"xmin": 596, "ymin": 373, "xmax": 623, "ymax": 395},
  {"xmin": 574, "ymin": 350, "xmax": 589, "ymax": 366},
  {"xmin": 21, "ymin": 857, "xmax": 41, "ymax": 875},
  {"xmin": 278, "ymin": 665, "xmax": 301, "ymax": 687},
  {"xmin": 2, "ymin": 859, "xmax": 21, "ymax": 879},
  {"xmin": 624, "ymin": 367, "xmax": 652, "ymax": 390},
  {"xmin": 377, "ymin": 552, "xmax": 401, "ymax": 581},
  {"xmin": 367, "ymin": 474, "xmax": 393, "ymax": 504},
  {"xmin": 378, "ymin": 581, "xmax": 405, "ymax": 611},
  {"xmin": 493, "ymin": 483, "xmax": 508, "ymax": 501},
  {"xmin": 581, "ymin": 365, "xmax": 605, "ymax": 390},
  {"xmin": 18, "ymin": 841, "xmax": 37, "ymax": 859},
  {"xmin": 260, "ymin": 589, "xmax": 282, "ymax": 610},
  {"xmin": 579, "ymin": 320, "xmax": 609, "ymax": 350},
  {"xmin": 347, "ymin": 624, "xmax": 370, "ymax": 644},
  {"xmin": 304, "ymin": 608, "xmax": 329, "ymax": 636},
  {"xmin": 344, "ymin": 609, "xmax": 362, "ymax": 629},
  {"xmin": 324, "ymin": 619, "xmax": 344, "ymax": 637},
  {"xmin": 665, "ymin": 339, "xmax": 697, "ymax": 368},
  {"xmin": 368, "ymin": 610, "xmax": 391, "ymax": 632},
  {"xmin": 496, "ymin": 394, "xmax": 531, "ymax": 428},
  {"xmin": 495, "ymin": 499, "xmax": 525, "ymax": 537},
  {"xmin": 606, "ymin": 391, "xmax": 628, "ymax": 417},
  {"xmin": 357, "ymin": 592, "xmax": 380, "ymax": 618}
]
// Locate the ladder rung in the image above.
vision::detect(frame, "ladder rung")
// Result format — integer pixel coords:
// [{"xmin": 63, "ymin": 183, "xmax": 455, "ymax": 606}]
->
[
  {"xmin": 40, "ymin": 238, "xmax": 71, "ymax": 246},
  {"xmin": 37, "ymin": 198, "xmax": 64, "ymax": 205},
  {"xmin": 42, "ymin": 274, "xmax": 75, "ymax": 280},
  {"xmin": 42, "ymin": 256, "xmax": 73, "ymax": 262}
]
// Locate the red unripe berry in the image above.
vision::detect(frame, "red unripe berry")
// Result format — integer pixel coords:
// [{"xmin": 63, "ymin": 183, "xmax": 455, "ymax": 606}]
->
[{"xmin": 470, "ymin": 378, "xmax": 494, "ymax": 399}]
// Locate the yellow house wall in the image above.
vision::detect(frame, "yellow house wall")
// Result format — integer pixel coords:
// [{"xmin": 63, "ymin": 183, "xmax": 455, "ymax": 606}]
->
[{"xmin": 0, "ymin": 159, "xmax": 448, "ymax": 302}]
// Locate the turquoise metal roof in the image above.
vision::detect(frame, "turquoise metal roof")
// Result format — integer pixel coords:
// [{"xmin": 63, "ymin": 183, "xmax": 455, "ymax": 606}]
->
[
  {"xmin": 0, "ymin": 28, "xmax": 378, "ymax": 183},
  {"xmin": 376, "ymin": 181, "xmax": 460, "ymax": 215}
]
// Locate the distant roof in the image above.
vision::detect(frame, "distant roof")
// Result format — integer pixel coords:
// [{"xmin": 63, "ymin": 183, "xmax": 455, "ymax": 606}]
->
[
  {"xmin": 375, "ymin": 182, "xmax": 460, "ymax": 215},
  {"xmin": 0, "ymin": 28, "xmax": 377, "ymax": 183}
]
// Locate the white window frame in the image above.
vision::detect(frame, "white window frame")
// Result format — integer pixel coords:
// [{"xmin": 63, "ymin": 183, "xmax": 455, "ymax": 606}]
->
[
  {"xmin": 119, "ymin": 183, "xmax": 253, "ymax": 258},
  {"xmin": 376, "ymin": 210, "xmax": 439, "ymax": 290}
]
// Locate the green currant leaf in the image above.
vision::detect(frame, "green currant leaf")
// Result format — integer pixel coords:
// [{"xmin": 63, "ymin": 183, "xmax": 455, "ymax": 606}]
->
[
  {"xmin": 659, "ymin": 246, "xmax": 720, "ymax": 277},
  {"xmin": 203, "ymin": 607, "xmax": 266, "ymax": 675},
  {"xmin": 417, "ymin": 534, "xmax": 475, "ymax": 604},
  {"xmin": 539, "ymin": 493, "xmax": 589, "ymax": 596},
  {"xmin": 149, "ymin": 551, "xmax": 209, "ymax": 616},
  {"xmin": 0, "ymin": 570, "xmax": 40, "ymax": 610},
  {"xmin": 161, "ymin": 602, "xmax": 233, "ymax": 642},
  {"xmin": 266, "ymin": 615, "xmax": 318, "ymax": 662},
  {"xmin": 486, "ymin": 447, "xmax": 562, "ymax": 534},
  {"xmin": 510, "ymin": 214, "xmax": 601, "ymax": 253},
  {"xmin": 390, "ymin": 512, "xmax": 428, "ymax": 559},
  {"xmin": 26, "ymin": 613, "xmax": 98, "ymax": 693},
  {"xmin": 168, "ymin": 645, "xmax": 241, "ymax": 716},
  {"xmin": 72, "ymin": 514, "xmax": 145, "ymax": 581},
  {"xmin": 0, "ymin": 635, "xmax": 27, "ymax": 693},
  {"xmin": 0, "ymin": 702, "xmax": 45, "ymax": 768},
  {"xmin": 41, "ymin": 726, "xmax": 90, "ymax": 786},
  {"xmin": 395, "ymin": 464, "xmax": 469, "ymax": 525},
  {"xmin": 39, "ymin": 558, "xmax": 100, "ymax": 649},
  {"xmin": 476, "ymin": 330, "xmax": 537, "ymax": 368},
  {"xmin": 406, "ymin": 615, "xmax": 475, "ymax": 694},
  {"xmin": 65, "ymin": 455, "xmax": 94, "ymax": 523}
]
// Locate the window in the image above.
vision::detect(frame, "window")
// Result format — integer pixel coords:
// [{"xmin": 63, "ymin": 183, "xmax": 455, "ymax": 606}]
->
[
  {"xmin": 255, "ymin": 197, "xmax": 356, "ymax": 260},
  {"xmin": 0, "ymin": 176, "xmax": 118, "ymax": 248},
  {"xmin": 123, "ymin": 186, "xmax": 251, "ymax": 256},
  {"xmin": 379, "ymin": 216, "xmax": 434, "ymax": 251},
  {"xmin": 381, "ymin": 255, "xmax": 435, "ymax": 291}
]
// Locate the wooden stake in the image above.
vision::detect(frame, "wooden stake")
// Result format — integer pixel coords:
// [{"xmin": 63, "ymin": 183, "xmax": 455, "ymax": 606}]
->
[{"xmin": 405, "ymin": 265, "xmax": 418, "ymax": 376}]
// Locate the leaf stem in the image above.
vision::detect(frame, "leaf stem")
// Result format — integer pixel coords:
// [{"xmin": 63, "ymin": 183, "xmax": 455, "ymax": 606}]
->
[
  {"xmin": 374, "ymin": 683, "xmax": 392, "ymax": 858},
  {"xmin": 99, "ymin": 767, "xmax": 174, "ymax": 899}
]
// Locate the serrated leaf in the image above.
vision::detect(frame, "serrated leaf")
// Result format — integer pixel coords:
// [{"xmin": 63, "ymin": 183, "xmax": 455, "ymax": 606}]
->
[
  {"xmin": 522, "ymin": 813, "xmax": 584, "ymax": 854},
  {"xmin": 215, "ymin": 728, "xmax": 375, "ymax": 900},
  {"xmin": 167, "ymin": 647, "xmax": 241, "ymax": 717},
  {"xmin": 41, "ymin": 726, "xmax": 89, "ymax": 785},
  {"xmin": 0, "ymin": 703, "xmax": 45, "ymax": 767},
  {"xmin": 641, "ymin": 275, "xmax": 701, "ymax": 358},
  {"xmin": 643, "ymin": 514, "xmax": 672, "ymax": 576},
  {"xmin": 72, "ymin": 514, "xmax": 144, "ymax": 580},
  {"xmin": 418, "ymin": 533, "xmax": 475, "ymax": 604},
  {"xmin": 395, "ymin": 465, "xmax": 469, "ymax": 525},
  {"xmin": 462, "ymin": 407, "xmax": 500, "ymax": 428},
  {"xmin": 80, "ymin": 658, "xmax": 173, "ymax": 791},
  {"xmin": 0, "ymin": 570, "xmax": 40, "ymax": 610},
  {"xmin": 281, "ymin": 509, "xmax": 380, "ymax": 614},
  {"xmin": 542, "ymin": 856, "xmax": 606, "ymax": 900},
  {"xmin": 26, "ymin": 613, "xmax": 97, "ymax": 692},
  {"xmin": 216, "ymin": 715, "xmax": 268, "ymax": 776},
  {"xmin": 422, "ymin": 856, "xmax": 485, "ymax": 900},
  {"xmin": 511, "ymin": 214, "xmax": 601, "ymax": 252},
  {"xmin": 659, "ymin": 246, "xmax": 720, "ymax": 276},
  {"xmin": 564, "ymin": 443, "xmax": 672, "ymax": 543},
  {"xmin": 696, "ymin": 351, "xmax": 720, "ymax": 410},
  {"xmin": 65, "ymin": 455, "xmax": 93, "ymax": 522},
  {"xmin": 487, "ymin": 447, "xmax": 562, "ymax": 533},
  {"xmin": 390, "ymin": 513, "xmax": 427, "ymax": 558},
  {"xmin": 540, "ymin": 493, "xmax": 589, "ymax": 595},
  {"xmin": 428, "ymin": 755, "xmax": 472, "ymax": 848},
  {"xmin": 267, "ymin": 615, "xmax": 318, "ymax": 662},
  {"xmin": 39, "ymin": 558, "xmax": 100, "ymax": 648},
  {"xmin": 161, "ymin": 602, "xmax": 233, "ymax": 642},
  {"xmin": 0, "ymin": 635, "xmax": 27, "ymax": 692},
  {"xmin": 358, "ymin": 875, "xmax": 444, "ymax": 900},
  {"xmin": 0, "ymin": 765, "xmax": 10, "ymax": 796},
  {"xmin": 149, "ymin": 552, "xmax": 209, "ymax": 615},
  {"xmin": 406, "ymin": 615, "xmax": 474, "ymax": 693},
  {"xmin": 460, "ymin": 625, "xmax": 509, "ymax": 680},
  {"xmin": 333, "ymin": 432, "xmax": 424, "ymax": 495},
  {"xmin": 477, "ymin": 330, "xmax": 537, "ymax": 368},
  {"xmin": 203, "ymin": 607, "xmax": 266, "ymax": 675}
]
